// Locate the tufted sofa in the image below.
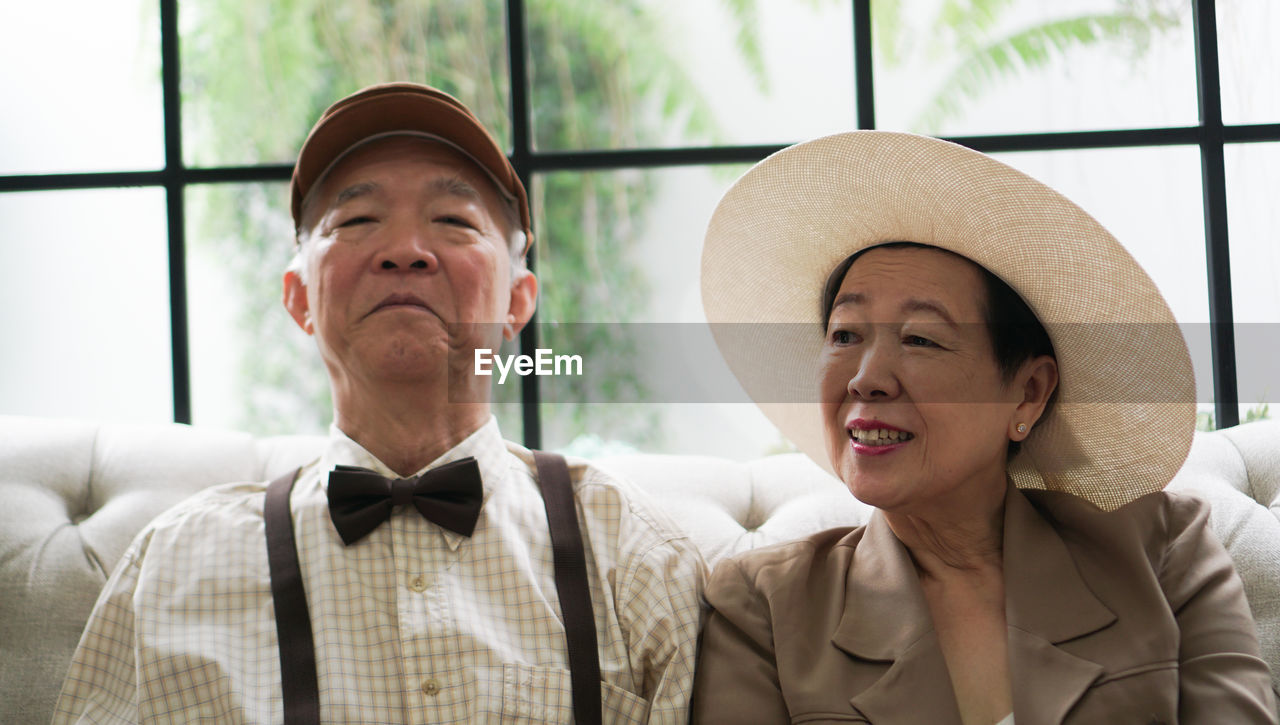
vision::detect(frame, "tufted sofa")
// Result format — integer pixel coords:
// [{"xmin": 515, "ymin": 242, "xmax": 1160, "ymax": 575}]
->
[{"xmin": 3, "ymin": 414, "xmax": 1278, "ymax": 723}]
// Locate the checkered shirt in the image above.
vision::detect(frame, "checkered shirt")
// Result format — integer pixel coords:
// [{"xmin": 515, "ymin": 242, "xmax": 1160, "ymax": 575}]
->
[{"xmin": 52, "ymin": 417, "xmax": 706, "ymax": 724}]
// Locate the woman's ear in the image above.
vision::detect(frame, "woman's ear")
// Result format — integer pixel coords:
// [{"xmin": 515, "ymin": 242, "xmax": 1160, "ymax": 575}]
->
[{"xmin": 1012, "ymin": 354, "xmax": 1058, "ymax": 437}]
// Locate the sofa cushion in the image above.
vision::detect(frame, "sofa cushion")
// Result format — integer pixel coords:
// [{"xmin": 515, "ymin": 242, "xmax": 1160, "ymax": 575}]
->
[
  {"xmin": 3, "ymin": 415, "xmax": 1277, "ymax": 723},
  {"xmin": 598, "ymin": 452, "xmax": 873, "ymax": 565},
  {"xmin": 1169, "ymin": 423, "xmax": 1280, "ymax": 694}
]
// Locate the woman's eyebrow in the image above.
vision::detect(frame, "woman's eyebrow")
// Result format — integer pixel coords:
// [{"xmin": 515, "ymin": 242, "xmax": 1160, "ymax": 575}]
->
[
  {"xmin": 900, "ymin": 298, "xmax": 958, "ymax": 328},
  {"xmin": 831, "ymin": 291, "xmax": 864, "ymax": 310},
  {"xmin": 832, "ymin": 292, "xmax": 958, "ymax": 328}
]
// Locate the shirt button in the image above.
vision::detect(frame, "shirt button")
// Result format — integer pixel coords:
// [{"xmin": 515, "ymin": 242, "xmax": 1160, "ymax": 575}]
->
[
  {"xmin": 421, "ymin": 678, "xmax": 441, "ymax": 696},
  {"xmin": 409, "ymin": 574, "xmax": 427, "ymax": 592}
]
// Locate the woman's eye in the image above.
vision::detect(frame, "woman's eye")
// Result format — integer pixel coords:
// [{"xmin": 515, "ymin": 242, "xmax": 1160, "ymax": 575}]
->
[
  {"xmin": 830, "ymin": 329, "xmax": 856, "ymax": 345},
  {"xmin": 905, "ymin": 335, "xmax": 937, "ymax": 348}
]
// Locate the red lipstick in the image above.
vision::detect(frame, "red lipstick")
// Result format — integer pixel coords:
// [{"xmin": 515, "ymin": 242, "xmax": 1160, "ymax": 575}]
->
[{"xmin": 846, "ymin": 418, "xmax": 914, "ymax": 456}]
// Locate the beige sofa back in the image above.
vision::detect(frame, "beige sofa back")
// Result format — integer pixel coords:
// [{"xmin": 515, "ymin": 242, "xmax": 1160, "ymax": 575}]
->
[{"xmin": 3, "ymin": 415, "xmax": 1277, "ymax": 723}]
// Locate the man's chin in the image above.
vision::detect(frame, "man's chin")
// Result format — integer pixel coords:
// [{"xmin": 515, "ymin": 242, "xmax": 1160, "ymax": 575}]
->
[{"xmin": 360, "ymin": 340, "xmax": 452, "ymax": 382}]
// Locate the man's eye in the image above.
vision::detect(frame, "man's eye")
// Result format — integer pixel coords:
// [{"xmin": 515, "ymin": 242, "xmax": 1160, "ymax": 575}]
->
[
  {"xmin": 905, "ymin": 335, "xmax": 937, "ymax": 348},
  {"xmin": 338, "ymin": 216, "xmax": 375, "ymax": 228},
  {"xmin": 830, "ymin": 329, "xmax": 856, "ymax": 345},
  {"xmin": 438, "ymin": 215, "xmax": 475, "ymax": 228}
]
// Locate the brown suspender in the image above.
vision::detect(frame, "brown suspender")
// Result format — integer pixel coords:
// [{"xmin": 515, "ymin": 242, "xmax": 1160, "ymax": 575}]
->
[
  {"xmin": 532, "ymin": 451, "xmax": 603, "ymax": 725},
  {"xmin": 264, "ymin": 469, "xmax": 321, "ymax": 725},
  {"xmin": 263, "ymin": 452, "xmax": 601, "ymax": 725}
]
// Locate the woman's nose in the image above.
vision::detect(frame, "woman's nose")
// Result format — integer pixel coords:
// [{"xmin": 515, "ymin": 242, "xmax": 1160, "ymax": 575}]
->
[{"xmin": 847, "ymin": 340, "xmax": 900, "ymax": 400}]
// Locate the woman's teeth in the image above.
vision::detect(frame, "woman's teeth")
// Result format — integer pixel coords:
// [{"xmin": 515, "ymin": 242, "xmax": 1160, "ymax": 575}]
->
[{"xmin": 850, "ymin": 428, "xmax": 914, "ymax": 446}]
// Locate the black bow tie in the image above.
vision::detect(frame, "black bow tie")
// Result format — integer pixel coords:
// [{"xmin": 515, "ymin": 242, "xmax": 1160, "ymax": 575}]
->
[{"xmin": 326, "ymin": 457, "xmax": 483, "ymax": 545}]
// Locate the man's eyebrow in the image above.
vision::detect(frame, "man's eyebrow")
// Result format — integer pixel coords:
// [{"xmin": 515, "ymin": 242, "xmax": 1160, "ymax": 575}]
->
[
  {"xmin": 429, "ymin": 175, "xmax": 483, "ymax": 202},
  {"xmin": 334, "ymin": 181, "xmax": 379, "ymax": 206},
  {"xmin": 831, "ymin": 293, "xmax": 959, "ymax": 327}
]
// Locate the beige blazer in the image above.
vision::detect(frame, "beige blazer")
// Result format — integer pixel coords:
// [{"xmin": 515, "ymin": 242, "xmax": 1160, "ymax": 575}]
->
[{"xmin": 692, "ymin": 486, "xmax": 1277, "ymax": 724}]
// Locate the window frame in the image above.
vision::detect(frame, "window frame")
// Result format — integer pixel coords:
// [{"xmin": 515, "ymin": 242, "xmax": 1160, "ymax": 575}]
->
[{"xmin": 1, "ymin": 0, "xmax": 1275, "ymax": 445}]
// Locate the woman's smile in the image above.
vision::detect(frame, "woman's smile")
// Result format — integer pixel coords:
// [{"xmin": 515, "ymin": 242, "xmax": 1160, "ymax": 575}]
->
[{"xmin": 847, "ymin": 417, "xmax": 915, "ymax": 455}]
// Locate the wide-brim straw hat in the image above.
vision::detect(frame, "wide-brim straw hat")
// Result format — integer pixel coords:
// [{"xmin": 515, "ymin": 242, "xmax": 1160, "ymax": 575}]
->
[{"xmin": 701, "ymin": 131, "xmax": 1195, "ymax": 511}]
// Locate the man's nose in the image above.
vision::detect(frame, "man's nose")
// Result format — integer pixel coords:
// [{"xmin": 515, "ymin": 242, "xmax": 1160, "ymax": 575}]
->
[
  {"xmin": 376, "ymin": 220, "xmax": 439, "ymax": 273},
  {"xmin": 847, "ymin": 337, "xmax": 901, "ymax": 400}
]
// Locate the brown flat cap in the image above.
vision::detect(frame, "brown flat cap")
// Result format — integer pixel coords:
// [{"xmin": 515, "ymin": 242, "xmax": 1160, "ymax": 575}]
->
[{"xmin": 290, "ymin": 82, "xmax": 530, "ymax": 246}]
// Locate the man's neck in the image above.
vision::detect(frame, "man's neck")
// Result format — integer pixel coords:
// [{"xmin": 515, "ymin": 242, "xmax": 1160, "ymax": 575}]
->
[{"xmin": 333, "ymin": 384, "xmax": 492, "ymax": 477}]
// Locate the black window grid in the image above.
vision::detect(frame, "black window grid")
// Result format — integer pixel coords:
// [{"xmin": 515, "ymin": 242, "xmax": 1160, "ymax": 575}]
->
[{"xmin": 1, "ymin": 0, "xmax": 1277, "ymax": 447}]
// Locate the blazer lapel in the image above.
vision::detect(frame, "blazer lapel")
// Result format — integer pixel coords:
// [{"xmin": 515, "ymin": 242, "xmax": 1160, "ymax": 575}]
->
[
  {"xmin": 828, "ymin": 490, "xmax": 1119, "ymax": 725},
  {"xmin": 832, "ymin": 513, "xmax": 963, "ymax": 725},
  {"xmin": 846, "ymin": 630, "xmax": 965, "ymax": 724},
  {"xmin": 1002, "ymin": 486, "xmax": 1116, "ymax": 725}
]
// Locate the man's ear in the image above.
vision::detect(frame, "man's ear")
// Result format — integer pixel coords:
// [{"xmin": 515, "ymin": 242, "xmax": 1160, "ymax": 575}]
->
[
  {"xmin": 283, "ymin": 268, "xmax": 314, "ymax": 335},
  {"xmin": 503, "ymin": 268, "xmax": 538, "ymax": 341}
]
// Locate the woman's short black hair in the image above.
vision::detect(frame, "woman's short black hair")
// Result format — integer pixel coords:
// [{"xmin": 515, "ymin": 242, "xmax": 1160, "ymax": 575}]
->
[{"xmin": 820, "ymin": 242, "xmax": 1056, "ymax": 458}]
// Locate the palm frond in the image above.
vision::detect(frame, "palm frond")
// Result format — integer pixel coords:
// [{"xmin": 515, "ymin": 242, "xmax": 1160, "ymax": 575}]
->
[
  {"xmin": 719, "ymin": 0, "xmax": 768, "ymax": 90},
  {"xmin": 934, "ymin": 0, "xmax": 1019, "ymax": 53},
  {"xmin": 871, "ymin": 0, "xmax": 907, "ymax": 68},
  {"xmin": 912, "ymin": 12, "xmax": 1154, "ymax": 132}
]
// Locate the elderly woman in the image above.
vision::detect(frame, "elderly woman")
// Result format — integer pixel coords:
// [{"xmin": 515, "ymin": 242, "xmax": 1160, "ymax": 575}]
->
[{"xmin": 692, "ymin": 132, "xmax": 1276, "ymax": 724}]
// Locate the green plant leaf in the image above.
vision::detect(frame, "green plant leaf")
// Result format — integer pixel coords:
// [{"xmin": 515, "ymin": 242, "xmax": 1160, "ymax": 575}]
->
[{"xmin": 912, "ymin": 12, "xmax": 1156, "ymax": 132}]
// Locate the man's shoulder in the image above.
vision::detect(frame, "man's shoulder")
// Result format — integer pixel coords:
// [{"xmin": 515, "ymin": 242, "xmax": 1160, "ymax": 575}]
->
[
  {"xmin": 137, "ymin": 462, "xmax": 320, "ymax": 545},
  {"xmin": 148, "ymin": 480, "xmax": 267, "ymax": 526},
  {"xmin": 503, "ymin": 442, "xmax": 696, "ymax": 554}
]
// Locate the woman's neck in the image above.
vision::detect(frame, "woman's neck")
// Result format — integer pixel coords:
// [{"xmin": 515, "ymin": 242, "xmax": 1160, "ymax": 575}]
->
[
  {"xmin": 883, "ymin": 478, "xmax": 1013, "ymax": 725},
  {"xmin": 883, "ymin": 480, "xmax": 1006, "ymax": 579}
]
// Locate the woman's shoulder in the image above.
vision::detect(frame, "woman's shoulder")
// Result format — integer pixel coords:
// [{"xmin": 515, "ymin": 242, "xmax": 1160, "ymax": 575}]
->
[
  {"xmin": 1024, "ymin": 485, "xmax": 1207, "ymax": 524},
  {"xmin": 707, "ymin": 525, "xmax": 868, "ymax": 600},
  {"xmin": 1022, "ymin": 487, "xmax": 1212, "ymax": 560}
]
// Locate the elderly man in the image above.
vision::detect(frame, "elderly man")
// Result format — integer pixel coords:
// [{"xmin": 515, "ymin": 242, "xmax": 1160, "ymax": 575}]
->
[{"xmin": 52, "ymin": 83, "xmax": 705, "ymax": 724}]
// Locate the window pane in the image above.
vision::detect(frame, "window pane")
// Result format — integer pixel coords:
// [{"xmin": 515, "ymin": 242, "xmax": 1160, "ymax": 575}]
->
[
  {"xmin": 186, "ymin": 182, "xmax": 525, "ymax": 439},
  {"xmin": 180, "ymin": 0, "xmax": 511, "ymax": 167},
  {"xmin": 1225, "ymin": 142, "xmax": 1279, "ymax": 424},
  {"xmin": 991, "ymin": 145, "xmax": 1214, "ymax": 414},
  {"xmin": 186, "ymin": 183, "xmax": 327, "ymax": 433},
  {"xmin": 0, "ymin": 189, "xmax": 172, "ymax": 421},
  {"xmin": 533, "ymin": 166, "xmax": 784, "ymax": 459},
  {"xmin": 527, "ymin": 0, "xmax": 854, "ymax": 151},
  {"xmin": 873, "ymin": 0, "xmax": 1197, "ymax": 136},
  {"xmin": 1217, "ymin": 1, "xmax": 1280, "ymax": 125},
  {"xmin": 0, "ymin": 0, "xmax": 163, "ymax": 174}
]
